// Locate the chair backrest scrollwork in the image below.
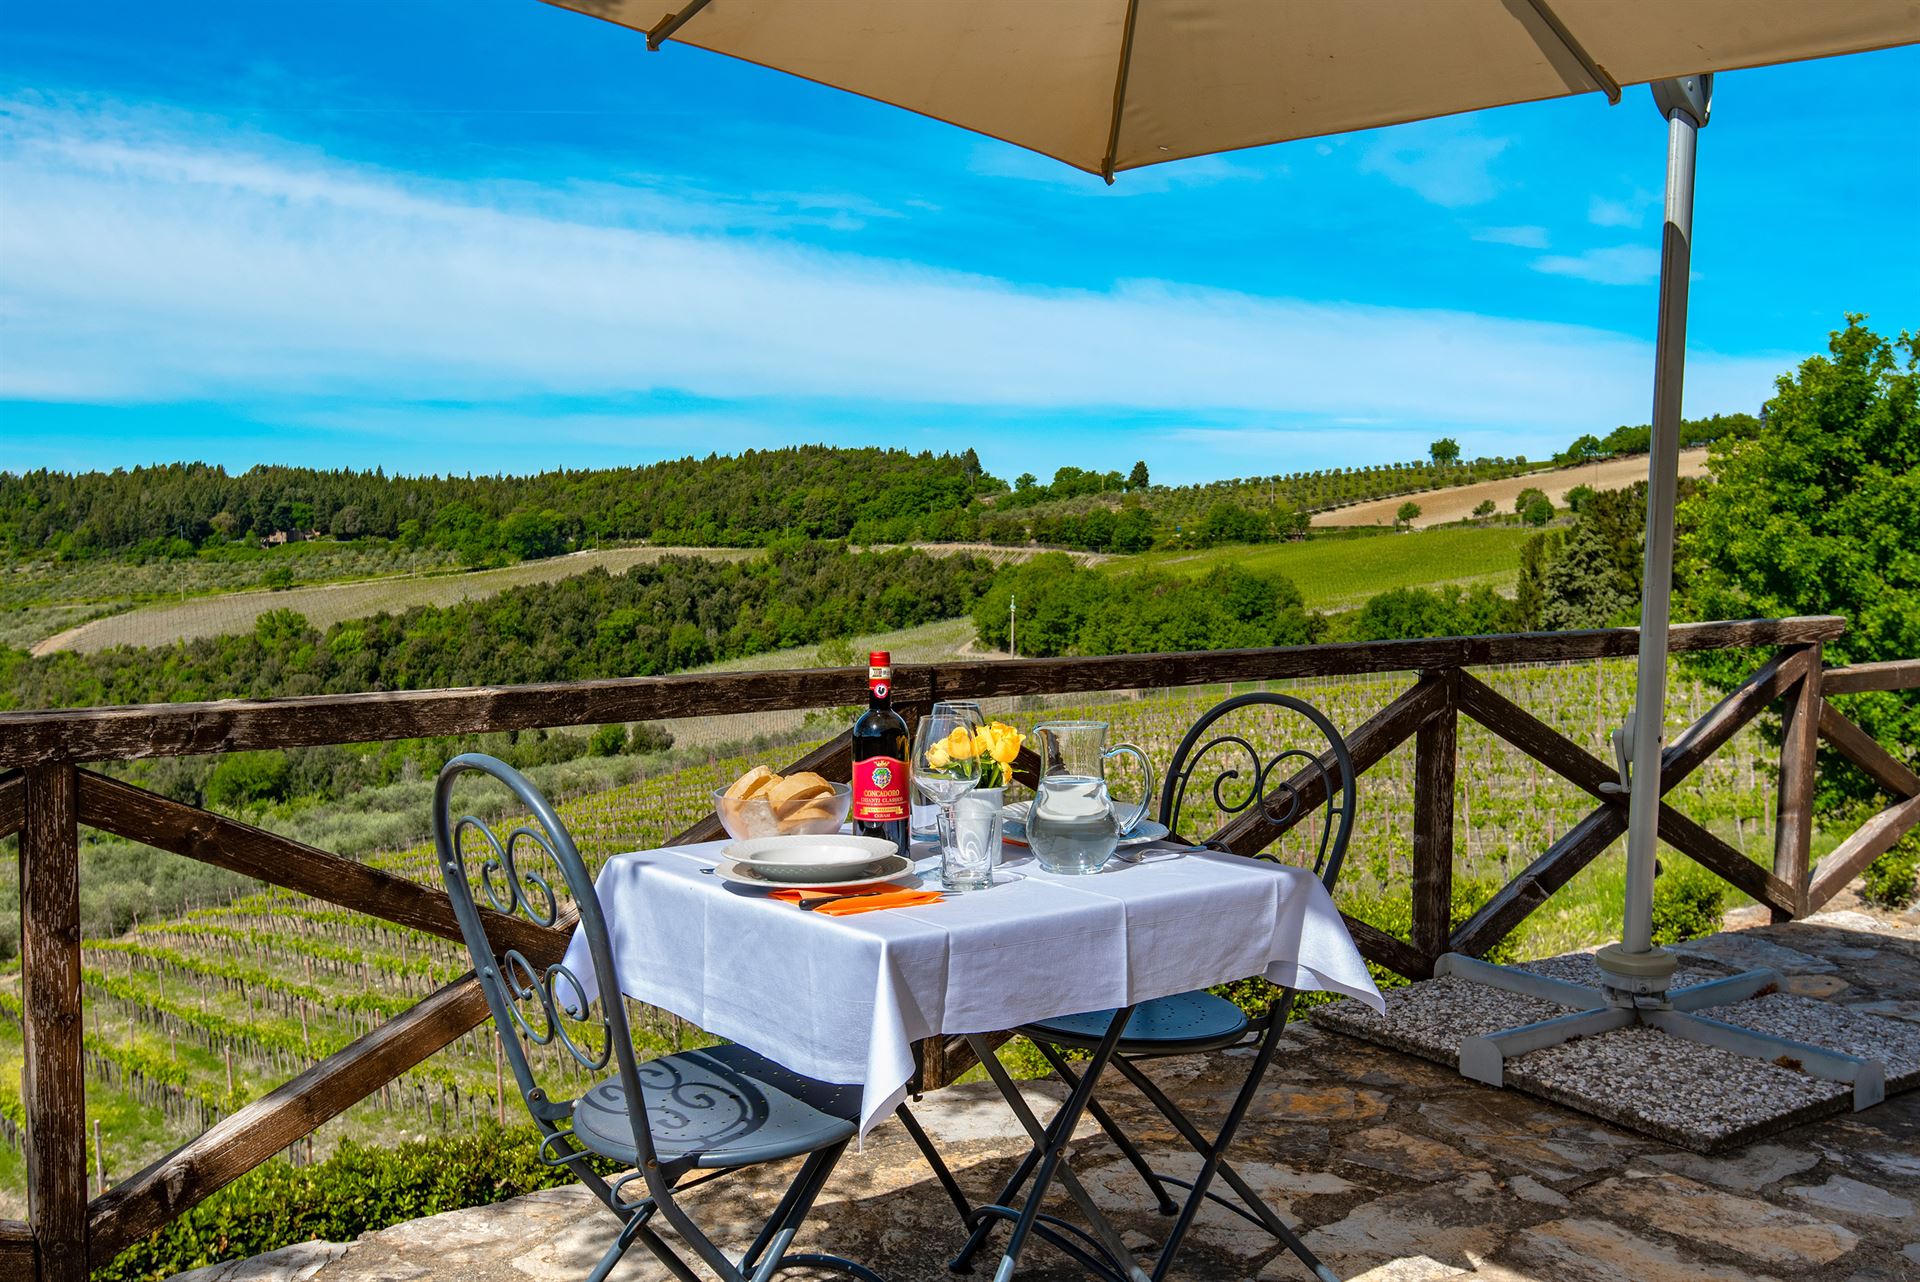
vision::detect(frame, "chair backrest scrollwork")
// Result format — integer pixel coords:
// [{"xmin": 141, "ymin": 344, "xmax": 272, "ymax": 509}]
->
[
  {"xmin": 1159, "ymin": 693, "xmax": 1356, "ymax": 893},
  {"xmin": 432, "ymin": 753, "xmax": 658, "ymax": 1176}
]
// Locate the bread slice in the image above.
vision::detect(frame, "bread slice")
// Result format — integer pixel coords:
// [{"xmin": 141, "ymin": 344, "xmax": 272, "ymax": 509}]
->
[
  {"xmin": 767, "ymin": 772, "xmax": 835, "ymax": 818},
  {"xmin": 725, "ymin": 765, "xmax": 780, "ymax": 800}
]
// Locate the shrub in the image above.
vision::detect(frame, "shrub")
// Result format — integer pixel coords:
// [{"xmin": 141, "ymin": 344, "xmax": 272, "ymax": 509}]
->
[
  {"xmin": 1650, "ymin": 861, "xmax": 1727, "ymax": 945},
  {"xmin": 588, "ymin": 723, "xmax": 629, "ymax": 757},
  {"xmin": 1860, "ymin": 832, "xmax": 1919, "ymax": 909},
  {"xmin": 627, "ymin": 722, "xmax": 675, "ymax": 755},
  {"xmin": 97, "ymin": 1126, "xmax": 603, "ymax": 1282},
  {"xmin": 204, "ymin": 750, "xmax": 293, "ymax": 810}
]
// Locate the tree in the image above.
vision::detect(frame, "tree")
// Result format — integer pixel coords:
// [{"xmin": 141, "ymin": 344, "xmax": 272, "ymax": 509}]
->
[
  {"xmin": 1569, "ymin": 433, "xmax": 1605, "ymax": 463},
  {"xmin": 1513, "ymin": 486, "xmax": 1547, "ymax": 514},
  {"xmin": 1522, "ymin": 496, "xmax": 1555, "ymax": 526},
  {"xmin": 1395, "ymin": 501, "xmax": 1421, "ymax": 529},
  {"xmin": 1127, "ymin": 460, "xmax": 1150, "ymax": 490},
  {"xmin": 1429, "ymin": 438, "xmax": 1461, "ymax": 466},
  {"xmin": 1564, "ymin": 484, "xmax": 1596, "ymax": 514},
  {"xmin": 1541, "ymin": 519, "xmax": 1637, "ymax": 629},
  {"xmin": 500, "ymin": 508, "xmax": 566, "ymax": 561},
  {"xmin": 1472, "ymin": 499, "xmax": 1497, "ymax": 519},
  {"xmin": 1676, "ymin": 315, "xmax": 1920, "ymax": 800},
  {"xmin": 1197, "ymin": 502, "xmax": 1268, "ymax": 547}
]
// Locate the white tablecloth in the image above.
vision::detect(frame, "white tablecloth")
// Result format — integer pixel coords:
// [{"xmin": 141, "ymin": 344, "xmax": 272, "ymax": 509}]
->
[{"xmin": 561, "ymin": 841, "xmax": 1383, "ymax": 1137}]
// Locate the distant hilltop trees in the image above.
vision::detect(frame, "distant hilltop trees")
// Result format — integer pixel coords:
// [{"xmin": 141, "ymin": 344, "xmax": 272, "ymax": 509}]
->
[
  {"xmin": 0, "ymin": 446, "xmax": 998, "ymax": 565},
  {"xmin": 2, "ymin": 416, "xmax": 1762, "ymax": 564},
  {"xmin": 1554, "ymin": 412, "xmax": 1760, "ymax": 466}
]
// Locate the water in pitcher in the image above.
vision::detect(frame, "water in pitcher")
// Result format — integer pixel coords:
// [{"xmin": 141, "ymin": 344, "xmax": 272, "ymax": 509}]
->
[{"xmin": 1027, "ymin": 775, "xmax": 1123, "ymax": 874}]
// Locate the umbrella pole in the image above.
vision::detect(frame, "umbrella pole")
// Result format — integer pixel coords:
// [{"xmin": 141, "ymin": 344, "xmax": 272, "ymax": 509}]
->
[
  {"xmin": 1432, "ymin": 77, "xmax": 1886, "ymax": 1110},
  {"xmin": 1593, "ymin": 76, "xmax": 1708, "ymax": 995}
]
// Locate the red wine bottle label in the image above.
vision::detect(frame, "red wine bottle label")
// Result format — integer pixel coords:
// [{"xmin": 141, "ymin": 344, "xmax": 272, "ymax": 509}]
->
[
  {"xmin": 852, "ymin": 756, "xmax": 908, "ymax": 821},
  {"xmin": 868, "ymin": 664, "xmax": 891, "ymax": 700}
]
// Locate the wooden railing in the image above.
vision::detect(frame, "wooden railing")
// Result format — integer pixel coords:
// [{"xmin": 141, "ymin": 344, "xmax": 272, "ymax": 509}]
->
[{"xmin": 3, "ymin": 614, "xmax": 1917, "ymax": 1279}]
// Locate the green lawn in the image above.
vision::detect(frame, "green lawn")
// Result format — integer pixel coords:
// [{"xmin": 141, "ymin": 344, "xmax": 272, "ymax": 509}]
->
[{"xmin": 1106, "ymin": 527, "xmax": 1534, "ymax": 611}]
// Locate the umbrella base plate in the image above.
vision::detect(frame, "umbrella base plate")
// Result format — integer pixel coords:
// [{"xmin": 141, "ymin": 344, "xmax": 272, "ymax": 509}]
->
[{"xmin": 1437, "ymin": 952, "xmax": 1887, "ymax": 1112}]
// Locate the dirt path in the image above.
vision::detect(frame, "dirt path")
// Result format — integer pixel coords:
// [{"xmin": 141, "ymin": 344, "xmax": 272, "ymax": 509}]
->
[{"xmin": 1313, "ymin": 448, "xmax": 1712, "ymax": 530}]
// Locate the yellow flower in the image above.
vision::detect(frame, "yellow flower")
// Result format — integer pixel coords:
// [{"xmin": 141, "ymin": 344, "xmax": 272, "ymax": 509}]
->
[
  {"xmin": 944, "ymin": 727, "xmax": 978, "ymax": 759},
  {"xmin": 980, "ymin": 722, "xmax": 1023, "ymax": 765},
  {"xmin": 927, "ymin": 742, "xmax": 951, "ymax": 770}
]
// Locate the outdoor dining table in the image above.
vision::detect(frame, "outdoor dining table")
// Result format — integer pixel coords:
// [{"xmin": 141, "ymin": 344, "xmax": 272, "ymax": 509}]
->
[{"xmin": 560, "ymin": 836, "xmax": 1383, "ymax": 1279}]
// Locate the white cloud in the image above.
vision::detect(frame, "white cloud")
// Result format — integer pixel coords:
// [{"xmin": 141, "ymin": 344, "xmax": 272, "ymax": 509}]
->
[
  {"xmin": 1357, "ymin": 126, "xmax": 1508, "ymax": 207},
  {"xmin": 1588, "ymin": 190, "xmax": 1657, "ymax": 229},
  {"xmin": 0, "ymin": 99, "xmax": 1778, "ymax": 435},
  {"xmin": 1474, "ymin": 224, "xmax": 1550, "ymax": 249},
  {"xmin": 1532, "ymin": 245, "xmax": 1662, "ymax": 286}
]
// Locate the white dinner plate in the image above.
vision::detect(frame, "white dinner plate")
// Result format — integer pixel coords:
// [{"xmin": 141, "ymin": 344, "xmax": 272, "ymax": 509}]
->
[
  {"xmin": 721, "ymin": 833, "xmax": 901, "ymax": 883},
  {"xmin": 715, "ymin": 853, "xmax": 917, "ymax": 891}
]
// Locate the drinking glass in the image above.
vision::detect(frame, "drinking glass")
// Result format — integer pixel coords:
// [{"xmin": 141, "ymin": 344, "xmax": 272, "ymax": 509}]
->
[
  {"xmin": 938, "ymin": 794, "xmax": 1004, "ymax": 892},
  {"xmin": 914, "ymin": 702, "xmax": 986, "ymax": 889}
]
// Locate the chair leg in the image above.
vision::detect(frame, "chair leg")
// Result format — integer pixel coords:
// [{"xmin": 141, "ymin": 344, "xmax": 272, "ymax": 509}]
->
[
  {"xmin": 741, "ymin": 1144, "xmax": 843, "ymax": 1282},
  {"xmin": 975, "ymin": 1015, "xmax": 1139, "ymax": 1282},
  {"xmin": 1107, "ymin": 1014, "xmax": 1338, "ymax": 1282},
  {"xmin": 588, "ymin": 1202, "xmax": 704, "ymax": 1282},
  {"xmin": 896, "ymin": 1103, "xmax": 977, "ymax": 1226},
  {"xmin": 1031, "ymin": 1040, "xmax": 1179, "ymax": 1216}
]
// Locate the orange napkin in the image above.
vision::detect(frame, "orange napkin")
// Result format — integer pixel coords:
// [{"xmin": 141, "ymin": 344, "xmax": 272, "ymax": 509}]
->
[{"xmin": 770, "ymin": 885, "xmax": 943, "ymax": 915}]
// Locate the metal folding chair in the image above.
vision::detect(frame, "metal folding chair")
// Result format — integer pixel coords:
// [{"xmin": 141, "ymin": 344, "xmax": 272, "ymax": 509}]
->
[
  {"xmin": 433, "ymin": 753, "xmax": 885, "ymax": 1282},
  {"xmin": 1006, "ymin": 694, "xmax": 1357, "ymax": 1282}
]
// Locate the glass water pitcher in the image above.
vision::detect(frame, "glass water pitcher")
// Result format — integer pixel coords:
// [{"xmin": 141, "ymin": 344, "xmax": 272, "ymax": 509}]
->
[{"xmin": 1025, "ymin": 720, "xmax": 1155, "ymax": 874}]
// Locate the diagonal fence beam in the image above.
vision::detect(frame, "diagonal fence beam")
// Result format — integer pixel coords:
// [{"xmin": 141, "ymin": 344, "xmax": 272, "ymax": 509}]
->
[
  {"xmin": 1450, "ymin": 647, "xmax": 1813, "ymax": 955},
  {"xmin": 75, "ymin": 770, "xmax": 565, "ymax": 962},
  {"xmin": 1819, "ymin": 703, "xmax": 1920, "ymax": 799},
  {"xmin": 1807, "ymin": 793, "xmax": 1920, "ymax": 912},
  {"xmin": 87, "ymin": 972, "xmax": 495, "ymax": 1262},
  {"xmin": 1344, "ymin": 913, "xmax": 1435, "ymax": 981},
  {"xmin": 1452, "ymin": 807, "xmax": 1627, "ymax": 959},
  {"xmin": 1456, "ymin": 672, "xmax": 1796, "ymax": 916}
]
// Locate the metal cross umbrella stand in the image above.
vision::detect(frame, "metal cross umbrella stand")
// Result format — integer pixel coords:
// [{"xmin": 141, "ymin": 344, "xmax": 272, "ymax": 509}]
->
[{"xmin": 1434, "ymin": 73, "xmax": 1887, "ymax": 1110}]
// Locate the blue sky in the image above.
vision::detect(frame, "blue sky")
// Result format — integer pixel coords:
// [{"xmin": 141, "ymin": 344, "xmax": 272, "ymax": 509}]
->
[{"xmin": 1, "ymin": 4, "xmax": 1915, "ymax": 486}]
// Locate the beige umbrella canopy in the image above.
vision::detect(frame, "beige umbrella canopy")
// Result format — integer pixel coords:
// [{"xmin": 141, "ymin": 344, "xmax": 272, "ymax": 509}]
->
[{"xmin": 545, "ymin": 0, "xmax": 1919, "ymax": 180}]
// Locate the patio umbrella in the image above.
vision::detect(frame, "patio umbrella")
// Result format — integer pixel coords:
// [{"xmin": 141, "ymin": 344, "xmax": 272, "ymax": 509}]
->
[{"xmin": 541, "ymin": 1, "xmax": 1920, "ymax": 1069}]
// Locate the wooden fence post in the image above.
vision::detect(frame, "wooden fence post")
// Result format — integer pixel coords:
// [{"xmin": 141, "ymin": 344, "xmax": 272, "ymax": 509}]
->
[
  {"xmin": 1773, "ymin": 645, "xmax": 1822, "ymax": 920},
  {"xmin": 21, "ymin": 762, "xmax": 87, "ymax": 1282},
  {"xmin": 1412, "ymin": 670, "xmax": 1460, "ymax": 965}
]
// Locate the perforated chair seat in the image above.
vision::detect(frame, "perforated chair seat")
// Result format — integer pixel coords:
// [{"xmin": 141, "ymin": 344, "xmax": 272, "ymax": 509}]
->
[
  {"xmin": 1019, "ymin": 989, "xmax": 1249, "ymax": 1057},
  {"xmin": 571, "ymin": 1043, "xmax": 859, "ymax": 1170}
]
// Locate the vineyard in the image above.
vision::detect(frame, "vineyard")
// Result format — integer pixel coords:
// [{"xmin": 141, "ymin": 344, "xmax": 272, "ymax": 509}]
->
[
  {"xmin": 1110, "ymin": 527, "xmax": 1533, "ymax": 611},
  {"xmin": 0, "ymin": 653, "xmax": 1799, "ymax": 1219},
  {"xmin": 32, "ymin": 545, "xmax": 760, "ymax": 657}
]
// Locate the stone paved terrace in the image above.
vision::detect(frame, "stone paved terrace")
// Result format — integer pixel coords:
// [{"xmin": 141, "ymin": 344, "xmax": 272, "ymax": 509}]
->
[{"xmin": 180, "ymin": 896, "xmax": 1920, "ymax": 1282}]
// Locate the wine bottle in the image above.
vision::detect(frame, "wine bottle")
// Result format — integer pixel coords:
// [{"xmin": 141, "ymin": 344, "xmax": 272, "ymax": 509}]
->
[{"xmin": 851, "ymin": 650, "xmax": 911, "ymax": 857}]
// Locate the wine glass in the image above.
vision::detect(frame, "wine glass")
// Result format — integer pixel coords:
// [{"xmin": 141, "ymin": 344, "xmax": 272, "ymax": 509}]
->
[{"xmin": 914, "ymin": 703, "xmax": 986, "ymax": 888}]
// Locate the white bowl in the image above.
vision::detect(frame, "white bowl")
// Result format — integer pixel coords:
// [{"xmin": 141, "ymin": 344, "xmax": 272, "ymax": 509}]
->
[{"xmin": 719, "ymin": 834, "xmax": 901, "ymax": 884}]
